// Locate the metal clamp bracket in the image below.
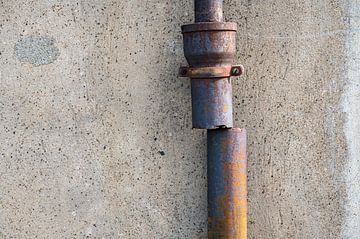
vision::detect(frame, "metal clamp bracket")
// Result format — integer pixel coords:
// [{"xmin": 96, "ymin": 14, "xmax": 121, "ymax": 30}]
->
[{"xmin": 179, "ymin": 65, "xmax": 244, "ymax": 78}]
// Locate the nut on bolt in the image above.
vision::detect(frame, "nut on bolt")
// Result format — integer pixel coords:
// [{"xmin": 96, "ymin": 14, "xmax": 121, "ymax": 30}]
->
[{"xmin": 231, "ymin": 65, "xmax": 244, "ymax": 77}]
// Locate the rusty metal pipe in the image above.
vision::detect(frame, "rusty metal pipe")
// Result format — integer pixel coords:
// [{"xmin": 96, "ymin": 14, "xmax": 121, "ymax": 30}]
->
[
  {"xmin": 191, "ymin": 78, "xmax": 233, "ymax": 129},
  {"xmin": 180, "ymin": 21, "xmax": 241, "ymax": 129},
  {"xmin": 207, "ymin": 128, "xmax": 247, "ymax": 239},
  {"xmin": 195, "ymin": 0, "xmax": 223, "ymax": 22},
  {"xmin": 179, "ymin": 0, "xmax": 247, "ymax": 238}
]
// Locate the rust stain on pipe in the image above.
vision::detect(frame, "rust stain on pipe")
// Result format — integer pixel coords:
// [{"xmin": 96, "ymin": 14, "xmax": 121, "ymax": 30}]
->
[
  {"xmin": 180, "ymin": 21, "xmax": 242, "ymax": 129},
  {"xmin": 207, "ymin": 128, "xmax": 247, "ymax": 239},
  {"xmin": 179, "ymin": 0, "xmax": 248, "ymax": 238},
  {"xmin": 191, "ymin": 78, "xmax": 233, "ymax": 129}
]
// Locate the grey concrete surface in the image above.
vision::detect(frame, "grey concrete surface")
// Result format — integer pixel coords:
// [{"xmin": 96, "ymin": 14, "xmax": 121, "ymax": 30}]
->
[{"xmin": 0, "ymin": 0, "xmax": 358, "ymax": 238}]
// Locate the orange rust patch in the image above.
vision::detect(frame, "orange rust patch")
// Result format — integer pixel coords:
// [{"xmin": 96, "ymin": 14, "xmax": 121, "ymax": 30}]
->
[{"xmin": 208, "ymin": 136, "xmax": 247, "ymax": 239}]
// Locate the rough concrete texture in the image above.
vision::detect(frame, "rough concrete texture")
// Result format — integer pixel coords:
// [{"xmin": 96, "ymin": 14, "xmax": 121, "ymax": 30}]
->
[{"xmin": 0, "ymin": 0, "xmax": 358, "ymax": 238}]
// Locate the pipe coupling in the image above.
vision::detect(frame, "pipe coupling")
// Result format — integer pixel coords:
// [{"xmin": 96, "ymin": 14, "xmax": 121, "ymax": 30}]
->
[{"xmin": 181, "ymin": 22, "xmax": 237, "ymax": 67}]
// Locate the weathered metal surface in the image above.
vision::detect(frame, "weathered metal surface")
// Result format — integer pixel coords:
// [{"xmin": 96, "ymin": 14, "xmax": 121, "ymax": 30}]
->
[
  {"xmin": 207, "ymin": 128, "xmax": 247, "ymax": 239},
  {"xmin": 191, "ymin": 77, "xmax": 233, "ymax": 129},
  {"xmin": 195, "ymin": 0, "xmax": 223, "ymax": 22},
  {"xmin": 181, "ymin": 22, "xmax": 237, "ymax": 68},
  {"xmin": 181, "ymin": 22, "xmax": 238, "ymax": 129},
  {"xmin": 180, "ymin": 1, "xmax": 248, "ymax": 237},
  {"xmin": 179, "ymin": 65, "xmax": 244, "ymax": 78},
  {"xmin": 182, "ymin": 22, "xmax": 237, "ymax": 32}
]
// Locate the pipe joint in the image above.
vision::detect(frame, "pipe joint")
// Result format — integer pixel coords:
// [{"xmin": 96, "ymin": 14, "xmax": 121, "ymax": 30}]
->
[
  {"xmin": 181, "ymin": 22, "xmax": 243, "ymax": 129},
  {"xmin": 181, "ymin": 22, "xmax": 237, "ymax": 68}
]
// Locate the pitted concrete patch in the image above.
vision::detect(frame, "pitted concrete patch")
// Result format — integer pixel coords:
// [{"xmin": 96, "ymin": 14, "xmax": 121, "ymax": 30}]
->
[{"xmin": 14, "ymin": 36, "xmax": 59, "ymax": 66}]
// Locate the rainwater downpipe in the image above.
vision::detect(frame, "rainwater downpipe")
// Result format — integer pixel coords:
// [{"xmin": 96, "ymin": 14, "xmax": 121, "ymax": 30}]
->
[{"xmin": 179, "ymin": 0, "xmax": 247, "ymax": 238}]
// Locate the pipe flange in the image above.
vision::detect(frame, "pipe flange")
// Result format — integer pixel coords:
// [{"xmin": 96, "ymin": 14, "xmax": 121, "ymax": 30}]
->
[{"xmin": 181, "ymin": 22, "xmax": 237, "ymax": 33}]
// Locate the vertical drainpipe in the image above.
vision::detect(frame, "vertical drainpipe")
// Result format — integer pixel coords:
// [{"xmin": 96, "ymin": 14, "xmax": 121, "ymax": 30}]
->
[
  {"xmin": 179, "ymin": 0, "xmax": 247, "ymax": 238},
  {"xmin": 207, "ymin": 128, "xmax": 247, "ymax": 239}
]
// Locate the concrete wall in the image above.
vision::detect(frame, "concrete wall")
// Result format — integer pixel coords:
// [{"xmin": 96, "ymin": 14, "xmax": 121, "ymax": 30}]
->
[{"xmin": 0, "ymin": 0, "xmax": 358, "ymax": 238}]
